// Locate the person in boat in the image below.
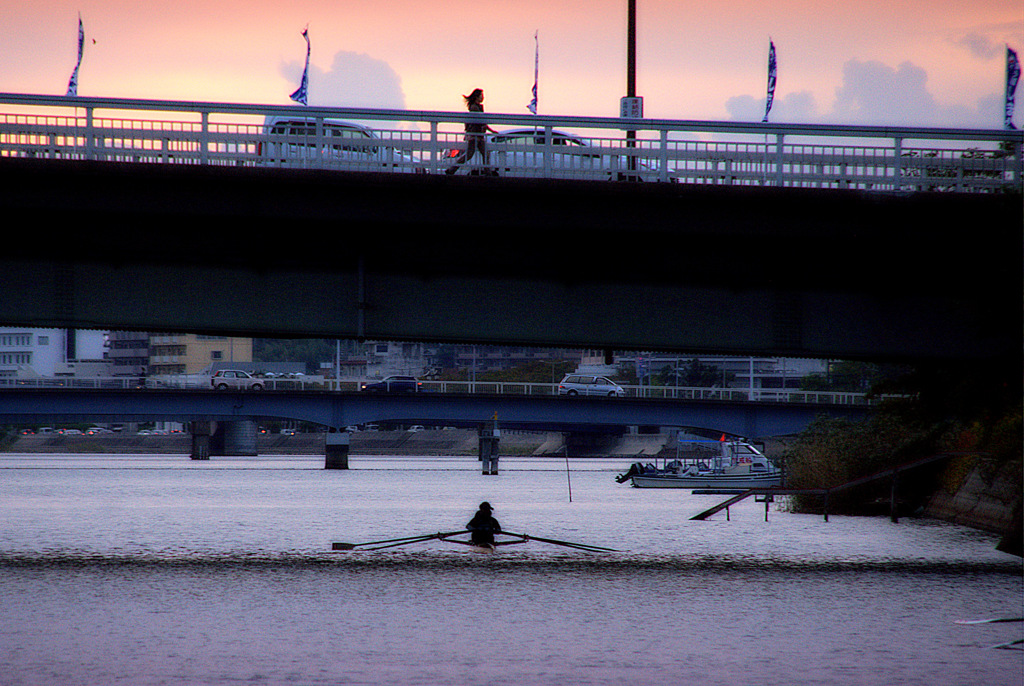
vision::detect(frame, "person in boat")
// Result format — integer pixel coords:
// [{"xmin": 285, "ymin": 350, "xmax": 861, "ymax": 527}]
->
[{"xmin": 466, "ymin": 501, "xmax": 501, "ymax": 546}]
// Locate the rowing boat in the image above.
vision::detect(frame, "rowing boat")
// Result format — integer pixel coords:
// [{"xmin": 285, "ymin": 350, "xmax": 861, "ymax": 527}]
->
[{"xmin": 332, "ymin": 529, "xmax": 616, "ymax": 553}]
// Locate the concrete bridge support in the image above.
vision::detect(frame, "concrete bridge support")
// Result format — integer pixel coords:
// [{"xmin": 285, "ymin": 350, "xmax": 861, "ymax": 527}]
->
[
  {"xmin": 209, "ymin": 420, "xmax": 258, "ymax": 457},
  {"xmin": 325, "ymin": 431, "xmax": 350, "ymax": 470},
  {"xmin": 190, "ymin": 421, "xmax": 212, "ymax": 460},
  {"xmin": 479, "ymin": 421, "xmax": 500, "ymax": 475}
]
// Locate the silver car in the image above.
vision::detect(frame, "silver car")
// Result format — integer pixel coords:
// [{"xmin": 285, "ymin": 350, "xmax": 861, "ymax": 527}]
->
[
  {"xmin": 557, "ymin": 374, "xmax": 625, "ymax": 397},
  {"xmin": 488, "ymin": 129, "xmax": 657, "ymax": 181},
  {"xmin": 259, "ymin": 117, "xmax": 420, "ymax": 173},
  {"xmin": 211, "ymin": 369, "xmax": 264, "ymax": 391}
]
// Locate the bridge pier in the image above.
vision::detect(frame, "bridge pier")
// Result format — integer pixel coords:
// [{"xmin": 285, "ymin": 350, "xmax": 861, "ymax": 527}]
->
[
  {"xmin": 478, "ymin": 420, "xmax": 500, "ymax": 475},
  {"xmin": 208, "ymin": 420, "xmax": 258, "ymax": 457},
  {"xmin": 190, "ymin": 421, "xmax": 212, "ymax": 460},
  {"xmin": 325, "ymin": 431, "xmax": 350, "ymax": 470}
]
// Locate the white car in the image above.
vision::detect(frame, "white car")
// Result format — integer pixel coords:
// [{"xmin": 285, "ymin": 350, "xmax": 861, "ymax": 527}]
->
[
  {"xmin": 211, "ymin": 370, "xmax": 264, "ymax": 391},
  {"xmin": 468, "ymin": 128, "xmax": 658, "ymax": 181},
  {"xmin": 557, "ymin": 374, "xmax": 626, "ymax": 397},
  {"xmin": 259, "ymin": 116, "xmax": 420, "ymax": 173}
]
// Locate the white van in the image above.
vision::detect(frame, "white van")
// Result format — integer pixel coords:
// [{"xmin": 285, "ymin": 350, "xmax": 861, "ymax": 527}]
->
[
  {"xmin": 557, "ymin": 374, "xmax": 626, "ymax": 397},
  {"xmin": 258, "ymin": 116, "xmax": 420, "ymax": 173}
]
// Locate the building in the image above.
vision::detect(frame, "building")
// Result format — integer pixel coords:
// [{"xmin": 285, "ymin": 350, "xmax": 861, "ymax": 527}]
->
[
  {"xmin": 0, "ymin": 328, "xmax": 108, "ymax": 378},
  {"xmin": 108, "ymin": 331, "xmax": 150, "ymax": 377},
  {"xmin": 148, "ymin": 334, "xmax": 252, "ymax": 375},
  {"xmin": 622, "ymin": 353, "xmax": 828, "ymax": 390},
  {"xmin": 362, "ymin": 340, "xmax": 428, "ymax": 378}
]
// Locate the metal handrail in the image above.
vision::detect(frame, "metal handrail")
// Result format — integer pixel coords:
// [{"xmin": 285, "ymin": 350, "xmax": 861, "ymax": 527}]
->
[
  {"xmin": 1, "ymin": 92, "xmax": 1020, "ymax": 192},
  {"xmin": 0, "ymin": 375, "xmax": 894, "ymax": 406}
]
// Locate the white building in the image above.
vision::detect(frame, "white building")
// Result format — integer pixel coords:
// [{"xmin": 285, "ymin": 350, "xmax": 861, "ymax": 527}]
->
[{"xmin": 0, "ymin": 328, "xmax": 109, "ymax": 378}]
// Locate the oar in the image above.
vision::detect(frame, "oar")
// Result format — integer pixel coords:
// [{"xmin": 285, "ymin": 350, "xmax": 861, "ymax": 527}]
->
[
  {"xmin": 987, "ymin": 638, "xmax": 1023, "ymax": 650},
  {"xmin": 332, "ymin": 530, "xmax": 469, "ymax": 551},
  {"xmin": 501, "ymin": 530, "xmax": 618, "ymax": 552},
  {"xmin": 955, "ymin": 617, "xmax": 1024, "ymax": 625}
]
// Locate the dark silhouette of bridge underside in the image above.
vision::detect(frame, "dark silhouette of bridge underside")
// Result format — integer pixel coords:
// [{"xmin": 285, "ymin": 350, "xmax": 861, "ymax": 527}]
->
[{"xmin": 1, "ymin": 158, "xmax": 1019, "ymax": 361}]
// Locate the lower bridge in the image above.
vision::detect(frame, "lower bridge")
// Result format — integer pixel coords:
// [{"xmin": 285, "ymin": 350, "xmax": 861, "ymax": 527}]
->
[{"xmin": 1, "ymin": 389, "xmax": 869, "ymax": 469}]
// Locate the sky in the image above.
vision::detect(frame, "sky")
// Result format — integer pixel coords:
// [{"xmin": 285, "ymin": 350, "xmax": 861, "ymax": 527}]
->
[{"xmin": 0, "ymin": 1, "xmax": 1021, "ymax": 128}]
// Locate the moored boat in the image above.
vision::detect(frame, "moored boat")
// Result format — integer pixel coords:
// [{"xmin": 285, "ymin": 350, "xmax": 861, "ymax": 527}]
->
[{"xmin": 617, "ymin": 438, "xmax": 782, "ymax": 490}]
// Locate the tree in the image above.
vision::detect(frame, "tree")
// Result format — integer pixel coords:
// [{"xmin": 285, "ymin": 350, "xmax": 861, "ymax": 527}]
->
[
  {"xmin": 254, "ymin": 339, "xmax": 338, "ymax": 374},
  {"xmin": 656, "ymin": 359, "xmax": 726, "ymax": 387}
]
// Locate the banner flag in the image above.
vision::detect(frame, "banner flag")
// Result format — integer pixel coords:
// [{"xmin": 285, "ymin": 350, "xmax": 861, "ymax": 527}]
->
[
  {"xmin": 290, "ymin": 27, "xmax": 310, "ymax": 106},
  {"xmin": 762, "ymin": 39, "xmax": 776, "ymax": 123},
  {"xmin": 527, "ymin": 31, "xmax": 539, "ymax": 114},
  {"xmin": 65, "ymin": 14, "xmax": 84, "ymax": 97},
  {"xmin": 1006, "ymin": 46, "xmax": 1020, "ymax": 129}
]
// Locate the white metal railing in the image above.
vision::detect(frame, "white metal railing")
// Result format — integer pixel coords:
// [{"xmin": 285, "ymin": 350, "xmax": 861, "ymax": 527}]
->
[
  {"xmin": 0, "ymin": 93, "xmax": 1020, "ymax": 193},
  {"xmin": 0, "ymin": 374, "xmax": 891, "ymax": 405}
]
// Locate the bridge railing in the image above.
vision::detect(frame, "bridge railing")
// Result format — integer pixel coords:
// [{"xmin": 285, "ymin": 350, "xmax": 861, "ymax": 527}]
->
[
  {"xmin": 0, "ymin": 374, "xmax": 890, "ymax": 405},
  {"xmin": 0, "ymin": 93, "xmax": 1020, "ymax": 193}
]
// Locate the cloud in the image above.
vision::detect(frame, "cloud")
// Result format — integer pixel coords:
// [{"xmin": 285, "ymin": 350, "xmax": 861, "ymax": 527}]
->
[
  {"xmin": 724, "ymin": 58, "xmax": 1011, "ymax": 127},
  {"xmin": 281, "ymin": 51, "xmax": 405, "ymax": 109},
  {"xmin": 956, "ymin": 33, "xmax": 1002, "ymax": 60},
  {"xmin": 831, "ymin": 59, "xmax": 938, "ymax": 125},
  {"xmin": 725, "ymin": 90, "xmax": 817, "ymax": 123}
]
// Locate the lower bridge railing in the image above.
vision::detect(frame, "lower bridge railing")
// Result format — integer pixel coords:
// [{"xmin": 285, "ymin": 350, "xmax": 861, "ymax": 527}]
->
[{"xmin": 0, "ymin": 375, "xmax": 893, "ymax": 406}]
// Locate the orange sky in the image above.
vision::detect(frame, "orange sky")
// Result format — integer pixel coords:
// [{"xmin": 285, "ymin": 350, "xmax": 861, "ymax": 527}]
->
[{"xmin": 1, "ymin": 1, "xmax": 1021, "ymax": 126}]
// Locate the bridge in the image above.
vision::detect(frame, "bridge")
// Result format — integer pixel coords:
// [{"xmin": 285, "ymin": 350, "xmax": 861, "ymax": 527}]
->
[
  {"xmin": 1, "ymin": 93, "xmax": 1021, "ymax": 363},
  {"xmin": 0, "ymin": 387, "xmax": 869, "ymax": 464}
]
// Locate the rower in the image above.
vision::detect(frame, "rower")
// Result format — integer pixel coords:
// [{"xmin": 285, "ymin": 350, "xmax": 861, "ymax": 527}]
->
[{"xmin": 466, "ymin": 501, "xmax": 501, "ymax": 547}]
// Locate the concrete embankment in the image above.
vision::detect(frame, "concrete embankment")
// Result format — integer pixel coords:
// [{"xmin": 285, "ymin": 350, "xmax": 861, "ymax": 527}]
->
[{"xmin": 925, "ymin": 456, "xmax": 1022, "ymax": 556}]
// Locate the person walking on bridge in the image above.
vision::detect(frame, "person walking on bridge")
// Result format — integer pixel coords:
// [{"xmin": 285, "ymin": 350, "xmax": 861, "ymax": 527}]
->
[
  {"xmin": 466, "ymin": 501, "xmax": 501, "ymax": 547},
  {"xmin": 446, "ymin": 88, "xmax": 498, "ymax": 176}
]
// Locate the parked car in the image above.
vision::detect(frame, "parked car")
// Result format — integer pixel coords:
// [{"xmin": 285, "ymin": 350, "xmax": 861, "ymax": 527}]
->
[
  {"xmin": 360, "ymin": 376, "xmax": 422, "ymax": 393},
  {"xmin": 557, "ymin": 374, "xmax": 625, "ymax": 397},
  {"xmin": 258, "ymin": 116, "xmax": 421, "ymax": 173},
  {"xmin": 211, "ymin": 370, "xmax": 264, "ymax": 391},
  {"xmin": 445, "ymin": 128, "xmax": 658, "ymax": 180}
]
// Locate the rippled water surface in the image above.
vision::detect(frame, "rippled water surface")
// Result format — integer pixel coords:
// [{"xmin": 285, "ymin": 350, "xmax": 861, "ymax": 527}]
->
[{"xmin": 1, "ymin": 454, "xmax": 1021, "ymax": 685}]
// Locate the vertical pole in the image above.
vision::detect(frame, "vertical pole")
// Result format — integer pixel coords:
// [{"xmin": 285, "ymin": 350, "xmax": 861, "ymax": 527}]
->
[
  {"xmin": 627, "ymin": 0, "xmax": 636, "ymax": 98},
  {"xmin": 626, "ymin": 0, "xmax": 637, "ymax": 175},
  {"xmin": 200, "ymin": 111, "xmax": 209, "ymax": 165},
  {"xmin": 775, "ymin": 133, "xmax": 785, "ymax": 186},
  {"xmin": 890, "ymin": 470, "xmax": 899, "ymax": 523},
  {"xmin": 85, "ymin": 106, "xmax": 95, "ymax": 160},
  {"xmin": 430, "ymin": 120, "xmax": 438, "ymax": 174},
  {"xmin": 823, "ymin": 490, "xmax": 830, "ymax": 522},
  {"xmin": 564, "ymin": 444, "xmax": 573, "ymax": 502},
  {"xmin": 893, "ymin": 137, "xmax": 903, "ymax": 191}
]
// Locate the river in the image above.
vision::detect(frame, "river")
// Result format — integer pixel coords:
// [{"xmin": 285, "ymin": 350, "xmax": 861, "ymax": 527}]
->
[{"xmin": 1, "ymin": 453, "xmax": 1020, "ymax": 685}]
